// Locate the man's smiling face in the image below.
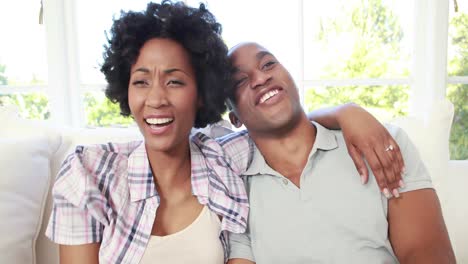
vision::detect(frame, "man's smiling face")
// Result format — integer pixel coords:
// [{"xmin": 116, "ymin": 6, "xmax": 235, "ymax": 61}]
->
[{"xmin": 228, "ymin": 42, "xmax": 303, "ymax": 135}]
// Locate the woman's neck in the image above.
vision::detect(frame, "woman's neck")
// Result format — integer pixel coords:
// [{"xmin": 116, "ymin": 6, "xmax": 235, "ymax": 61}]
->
[{"xmin": 145, "ymin": 140, "xmax": 192, "ymax": 196}]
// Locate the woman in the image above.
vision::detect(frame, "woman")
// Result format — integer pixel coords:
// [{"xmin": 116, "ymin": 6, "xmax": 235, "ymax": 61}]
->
[{"xmin": 45, "ymin": 1, "xmax": 403, "ymax": 263}]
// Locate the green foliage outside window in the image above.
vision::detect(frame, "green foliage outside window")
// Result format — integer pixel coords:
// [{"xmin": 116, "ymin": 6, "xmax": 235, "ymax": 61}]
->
[
  {"xmin": 0, "ymin": 64, "xmax": 7, "ymax": 85},
  {"xmin": 304, "ymin": 0, "xmax": 409, "ymax": 120},
  {"xmin": 447, "ymin": 12, "xmax": 468, "ymax": 160},
  {"xmin": 304, "ymin": 0, "xmax": 466, "ymax": 160},
  {"xmin": 304, "ymin": 85, "xmax": 409, "ymax": 122},
  {"xmin": 0, "ymin": 63, "xmax": 50, "ymax": 120},
  {"xmin": 84, "ymin": 92, "xmax": 134, "ymax": 127},
  {"xmin": 0, "ymin": 93, "xmax": 50, "ymax": 120},
  {"xmin": 447, "ymin": 84, "xmax": 467, "ymax": 160}
]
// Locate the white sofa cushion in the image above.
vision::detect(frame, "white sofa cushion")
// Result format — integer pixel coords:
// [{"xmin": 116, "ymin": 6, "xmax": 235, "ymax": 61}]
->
[
  {"xmin": 391, "ymin": 99, "xmax": 468, "ymax": 261},
  {"xmin": 0, "ymin": 106, "xmax": 61, "ymax": 264},
  {"xmin": 391, "ymin": 98, "xmax": 454, "ymax": 186},
  {"xmin": 0, "ymin": 138, "xmax": 50, "ymax": 264}
]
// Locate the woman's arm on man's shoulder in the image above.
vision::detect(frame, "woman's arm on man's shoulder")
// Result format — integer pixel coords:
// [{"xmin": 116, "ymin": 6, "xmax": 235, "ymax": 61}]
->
[{"xmin": 308, "ymin": 102, "xmax": 405, "ymax": 196}]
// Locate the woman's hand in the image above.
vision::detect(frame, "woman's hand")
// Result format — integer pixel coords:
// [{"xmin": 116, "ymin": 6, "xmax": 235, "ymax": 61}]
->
[{"xmin": 336, "ymin": 103, "xmax": 405, "ymax": 198}]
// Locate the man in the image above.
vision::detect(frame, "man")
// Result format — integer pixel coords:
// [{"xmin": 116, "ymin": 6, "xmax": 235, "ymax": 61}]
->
[{"xmin": 223, "ymin": 42, "xmax": 455, "ymax": 263}]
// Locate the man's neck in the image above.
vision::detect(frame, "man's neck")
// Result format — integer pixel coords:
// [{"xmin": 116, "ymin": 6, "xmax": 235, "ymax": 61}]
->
[{"xmin": 250, "ymin": 114, "xmax": 316, "ymax": 187}]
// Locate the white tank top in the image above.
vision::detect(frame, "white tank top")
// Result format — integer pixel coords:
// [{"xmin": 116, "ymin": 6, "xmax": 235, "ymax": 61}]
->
[{"xmin": 139, "ymin": 206, "xmax": 224, "ymax": 264}]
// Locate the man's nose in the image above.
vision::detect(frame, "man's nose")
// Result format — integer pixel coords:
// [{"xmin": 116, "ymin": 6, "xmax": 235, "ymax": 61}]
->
[{"xmin": 251, "ymin": 69, "xmax": 271, "ymax": 89}]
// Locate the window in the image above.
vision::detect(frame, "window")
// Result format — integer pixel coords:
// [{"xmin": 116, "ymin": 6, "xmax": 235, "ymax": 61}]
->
[
  {"xmin": 0, "ymin": 0, "xmax": 50, "ymax": 119},
  {"xmin": 303, "ymin": 0, "xmax": 412, "ymax": 80},
  {"xmin": 188, "ymin": 0, "xmax": 412, "ymax": 121},
  {"xmin": 301, "ymin": 0, "xmax": 412, "ymax": 120},
  {"xmin": 2, "ymin": 0, "xmax": 464, "ymax": 160},
  {"xmin": 187, "ymin": 0, "xmax": 302, "ymax": 79},
  {"xmin": 75, "ymin": 0, "xmax": 149, "ymax": 127},
  {"xmin": 448, "ymin": 0, "xmax": 468, "ymax": 160}
]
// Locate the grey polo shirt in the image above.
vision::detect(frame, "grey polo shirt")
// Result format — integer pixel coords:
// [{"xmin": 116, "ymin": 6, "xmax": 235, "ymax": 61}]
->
[{"xmin": 228, "ymin": 122, "xmax": 433, "ymax": 264}]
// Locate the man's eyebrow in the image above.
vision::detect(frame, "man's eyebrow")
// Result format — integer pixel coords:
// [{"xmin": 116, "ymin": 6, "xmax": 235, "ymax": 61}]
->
[{"xmin": 256, "ymin": 50, "xmax": 273, "ymax": 60}]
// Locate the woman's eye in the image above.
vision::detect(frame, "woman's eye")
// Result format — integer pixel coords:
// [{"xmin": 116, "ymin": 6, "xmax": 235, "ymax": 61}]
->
[
  {"xmin": 132, "ymin": 80, "xmax": 148, "ymax": 86},
  {"xmin": 167, "ymin": 80, "xmax": 184, "ymax": 86},
  {"xmin": 234, "ymin": 78, "xmax": 247, "ymax": 88}
]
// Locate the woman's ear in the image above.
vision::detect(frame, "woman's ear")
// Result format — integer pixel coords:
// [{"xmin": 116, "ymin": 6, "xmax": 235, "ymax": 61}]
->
[{"xmin": 229, "ymin": 111, "xmax": 242, "ymax": 128}]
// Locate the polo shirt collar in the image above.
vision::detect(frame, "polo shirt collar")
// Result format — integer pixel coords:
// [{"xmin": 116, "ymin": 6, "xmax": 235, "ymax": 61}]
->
[{"xmin": 243, "ymin": 121, "xmax": 338, "ymax": 176}]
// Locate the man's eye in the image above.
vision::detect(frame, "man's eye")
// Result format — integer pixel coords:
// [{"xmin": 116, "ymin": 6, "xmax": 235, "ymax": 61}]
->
[{"xmin": 262, "ymin": 61, "xmax": 276, "ymax": 70}]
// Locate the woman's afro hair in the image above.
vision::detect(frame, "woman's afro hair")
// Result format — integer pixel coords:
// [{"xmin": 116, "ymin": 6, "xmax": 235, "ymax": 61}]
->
[{"xmin": 100, "ymin": 0, "xmax": 231, "ymax": 128}]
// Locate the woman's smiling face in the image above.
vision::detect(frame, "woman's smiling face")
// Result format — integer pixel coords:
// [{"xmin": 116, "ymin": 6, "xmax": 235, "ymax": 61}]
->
[{"xmin": 128, "ymin": 38, "xmax": 199, "ymax": 153}]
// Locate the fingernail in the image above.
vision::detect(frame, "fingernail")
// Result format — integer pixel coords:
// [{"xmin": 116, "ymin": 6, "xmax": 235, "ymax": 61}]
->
[
  {"xmin": 399, "ymin": 180, "xmax": 405, "ymax": 188},
  {"xmin": 383, "ymin": 188, "xmax": 392, "ymax": 199},
  {"xmin": 360, "ymin": 168, "xmax": 367, "ymax": 176},
  {"xmin": 392, "ymin": 189, "xmax": 400, "ymax": 198},
  {"xmin": 402, "ymin": 166, "xmax": 406, "ymax": 174},
  {"xmin": 360, "ymin": 175, "xmax": 366, "ymax": 185}
]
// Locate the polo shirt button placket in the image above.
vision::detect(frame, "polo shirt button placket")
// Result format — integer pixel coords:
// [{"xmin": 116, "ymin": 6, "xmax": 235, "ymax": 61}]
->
[{"xmin": 282, "ymin": 178, "xmax": 289, "ymax": 185}]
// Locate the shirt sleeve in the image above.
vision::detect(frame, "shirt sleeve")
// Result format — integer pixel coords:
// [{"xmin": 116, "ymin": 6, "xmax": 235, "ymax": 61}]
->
[
  {"xmin": 191, "ymin": 129, "xmax": 254, "ymax": 175},
  {"xmin": 228, "ymin": 227, "xmax": 255, "ymax": 262},
  {"xmin": 387, "ymin": 124, "xmax": 433, "ymax": 193},
  {"xmin": 215, "ymin": 130, "xmax": 254, "ymax": 174},
  {"xmin": 45, "ymin": 146, "xmax": 108, "ymax": 245}
]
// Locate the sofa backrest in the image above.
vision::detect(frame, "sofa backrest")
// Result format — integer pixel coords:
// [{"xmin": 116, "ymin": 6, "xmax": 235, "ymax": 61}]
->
[{"xmin": 2, "ymin": 99, "xmax": 466, "ymax": 264}]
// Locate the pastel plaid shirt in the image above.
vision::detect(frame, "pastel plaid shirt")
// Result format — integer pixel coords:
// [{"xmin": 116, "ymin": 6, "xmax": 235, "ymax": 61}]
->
[{"xmin": 45, "ymin": 131, "xmax": 253, "ymax": 264}]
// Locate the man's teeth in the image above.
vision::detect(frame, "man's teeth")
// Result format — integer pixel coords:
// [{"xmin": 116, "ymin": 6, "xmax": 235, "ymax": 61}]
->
[
  {"xmin": 259, "ymin": 89, "xmax": 279, "ymax": 104},
  {"xmin": 145, "ymin": 117, "xmax": 174, "ymax": 125}
]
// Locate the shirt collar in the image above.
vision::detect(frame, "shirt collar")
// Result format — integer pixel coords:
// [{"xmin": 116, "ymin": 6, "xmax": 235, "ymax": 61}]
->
[
  {"xmin": 243, "ymin": 121, "xmax": 338, "ymax": 176},
  {"xmin": 189, "ymin": 138, "xmax": 210, "ymax": 200},
  {"xmin": 126, "ymin": 140, "xmax": 210, "ymax": 202},
  {"xmin": 127, "ymin": 141, "xmax": 158, "ymax": 202}
]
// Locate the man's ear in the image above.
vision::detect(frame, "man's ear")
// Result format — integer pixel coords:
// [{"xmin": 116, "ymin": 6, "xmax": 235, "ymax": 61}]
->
[{"xmin": 229, "ymin": 111, "xmax": 243, "ymax": 128}]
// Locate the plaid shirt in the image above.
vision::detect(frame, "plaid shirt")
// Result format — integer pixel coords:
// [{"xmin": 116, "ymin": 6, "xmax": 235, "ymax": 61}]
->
[{"xmin": 46, "ymin": 131, "xmax": 253, "ymax": 264}]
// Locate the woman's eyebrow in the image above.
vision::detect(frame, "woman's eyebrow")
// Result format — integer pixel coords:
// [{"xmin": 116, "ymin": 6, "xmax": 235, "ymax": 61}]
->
[
  {"xmin": 130, "ymin": 67, "xmax": 192, "ymax": 77},
  {"xmin": 164, "ymin": 68, "xmax": 192, "ymax": 77},
  {"xmin": 131, "ymin": 67, "xmax": 150, "ymax": 74}
]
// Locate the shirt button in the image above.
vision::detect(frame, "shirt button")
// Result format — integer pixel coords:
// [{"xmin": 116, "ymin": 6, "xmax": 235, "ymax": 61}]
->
[{"xmin": 282, "ymin": 179, "xmax": 289, "ymax": 185}]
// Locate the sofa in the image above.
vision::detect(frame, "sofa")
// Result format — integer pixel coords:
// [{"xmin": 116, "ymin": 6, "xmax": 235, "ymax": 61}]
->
[{"xmin": 0, "ymin": 100, "xmax": 467, "ymax": 264}]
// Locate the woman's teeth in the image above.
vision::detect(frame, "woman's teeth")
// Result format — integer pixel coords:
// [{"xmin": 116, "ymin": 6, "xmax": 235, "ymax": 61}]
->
[{"xmin": 145, "ymin": 117, "xmax": 174, "ymax": 125}]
